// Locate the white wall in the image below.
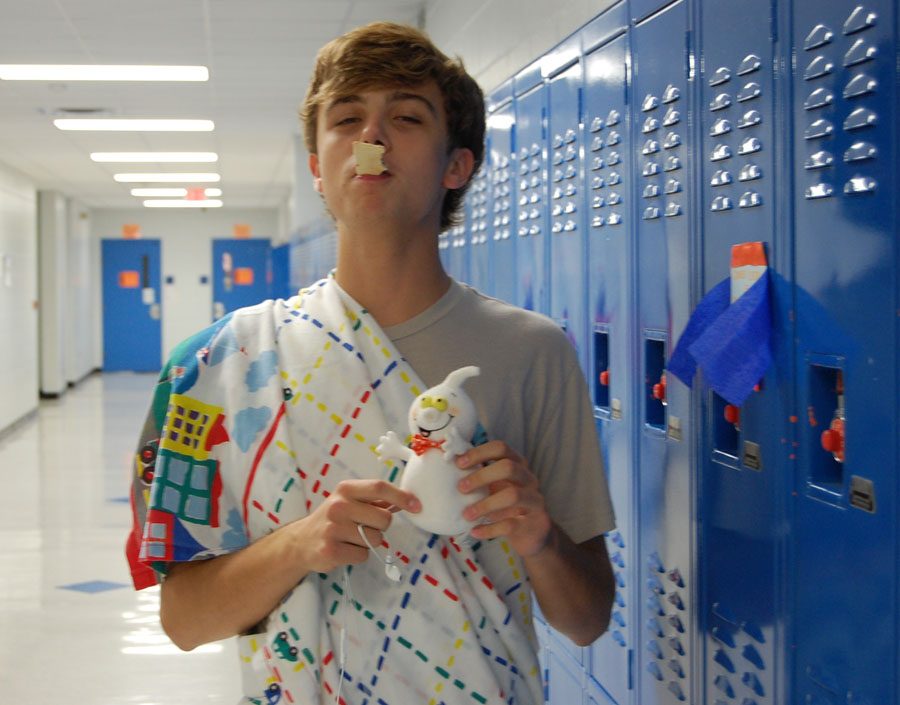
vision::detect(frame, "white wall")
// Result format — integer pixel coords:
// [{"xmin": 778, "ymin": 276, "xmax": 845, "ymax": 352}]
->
[
  {"xmin": 38, "ymin": 191, "xmax": 68, "ymax": 396},
  {"xmin": 426, "ymin": 0, "xmax": 618, "ymax": 93},
  {"xmin": 0, "ymin": 162, "xmax": 38, "ymax": 433},
  {"xmin": 91, "ymin": 207, "xmax": 278, "ymax": 363},
  {"xmin": 289, "ymin": 132, "xmax": 329, "ymax": 236},
  {"xmin": 66, "ymin": 200, "xmax": 98, "ymax": 383}
]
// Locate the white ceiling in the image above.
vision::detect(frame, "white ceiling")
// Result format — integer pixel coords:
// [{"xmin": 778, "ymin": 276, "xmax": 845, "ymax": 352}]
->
[{"xmin": 0, "ymin": 0, "xmax": 432, "ymax": 209}]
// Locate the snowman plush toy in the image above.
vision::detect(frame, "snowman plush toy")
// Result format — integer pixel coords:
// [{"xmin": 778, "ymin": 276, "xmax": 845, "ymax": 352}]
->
[{"xmin": 377, "ymin": 366, "xmax": 487, "ymax": 537}]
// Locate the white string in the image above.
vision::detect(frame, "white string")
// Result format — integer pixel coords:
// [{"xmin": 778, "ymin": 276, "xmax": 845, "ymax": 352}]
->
[
  {"xmin": 335, "ymin": 525, "xmax": 402, "ymax": 704},
  {"xmin": 335, "ymin": 566, "xmax": 350, "ymax": 705},
  {"xmin": 357, "ymin": 523, "xmax": 403, "ymax": 582}
]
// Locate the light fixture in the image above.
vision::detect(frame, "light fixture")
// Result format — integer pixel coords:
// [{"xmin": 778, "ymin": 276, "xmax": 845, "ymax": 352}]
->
[
  {"xmin": 130, "ymin": 187, "xmax": 222, "ymax": 197},
  {"xmin": 143, "ymin": 199, "xmax": 223, "ymax": 208},
  {"xmin": 92, "ymin": 152, "xmax": 218, "ymax": 163},
  {"xmin": 55, "ymin": 119, "xmax": 214, "ymax": 131},
  {"xmin": 0, "ymin": 65, "xmax": 208, "ymax": 81},
  {"xmin": 114, "ymin": 173, "xmax": 220, "ymax": 183}
]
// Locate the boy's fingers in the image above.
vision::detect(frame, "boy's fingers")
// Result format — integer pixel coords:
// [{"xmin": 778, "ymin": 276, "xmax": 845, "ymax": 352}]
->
[{"xmin": 338, "ymin": 479, "xmax": 421, "ymax": 512}]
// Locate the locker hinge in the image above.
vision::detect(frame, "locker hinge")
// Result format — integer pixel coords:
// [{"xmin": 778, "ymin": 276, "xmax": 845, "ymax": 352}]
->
[
  {"xmin": 685, "ymin": 29, "xmax": 694, "ymax": 81},
  {"xmin": 628, "ymin": 647, "xmax": 635, "ymax": 690},
  {"xmin": 770, "ymin": 0, "xmax": 778, "ymax": 42},
  {"xmin": 578, "ymin": 86, "xmax": 584, "ymax": 127}
]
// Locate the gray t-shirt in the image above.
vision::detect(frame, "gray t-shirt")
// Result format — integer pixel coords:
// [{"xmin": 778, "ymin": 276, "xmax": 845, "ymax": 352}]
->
[{"xmin": 384, "ymin": 279, "xmax": 616, "ymax": 544}]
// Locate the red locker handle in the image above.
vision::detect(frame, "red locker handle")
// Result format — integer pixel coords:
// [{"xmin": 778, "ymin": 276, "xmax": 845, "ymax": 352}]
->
[
  {"xmin": 820, "ymin": 417, "xmax": 845, "ymax": 463},
  {"xmin": 652, "ymin": 373, "xmax": 666, "ymax": 402},
  {"xmin": 724, "ymin": 404, "xmax": 741, "ymax": 426}
]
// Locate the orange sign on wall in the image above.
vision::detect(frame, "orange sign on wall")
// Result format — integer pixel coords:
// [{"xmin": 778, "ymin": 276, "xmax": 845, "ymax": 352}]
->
[
  {"xmin": 118, "ymin": 270, "xmax": 140, "ymax": 288},
  {"xmin": 234, "ymin": 267, "xmax": 254, "ymax": 286},
  {"xmin": 122, "ymin": 224, "xmax": 142, "ymax": 239},
  {"xmin": 233, "ymin": 223, "xmax": 252, "ymax": 239}
]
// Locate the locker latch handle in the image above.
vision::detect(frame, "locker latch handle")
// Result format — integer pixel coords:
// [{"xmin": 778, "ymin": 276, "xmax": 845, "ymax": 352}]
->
[{"xmin": 652, "ymin": 373, "xmax": 667, "ymax": 405}]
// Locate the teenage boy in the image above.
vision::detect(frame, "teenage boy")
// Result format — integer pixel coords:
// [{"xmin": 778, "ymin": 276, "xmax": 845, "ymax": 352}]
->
[{"xmin": 128, "ymin": 22, "xmax": 615, "ymax": 705}]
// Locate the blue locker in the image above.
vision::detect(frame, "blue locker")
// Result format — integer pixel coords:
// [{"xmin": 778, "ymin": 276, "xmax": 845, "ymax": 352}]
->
[
  {"xmin": 630, "ymin": 2, "xmax": 695, "ymax": 704},
  {"xmin": 547, "ymin": 38, "xmax": 588, "ymax": 372},
  {"xmin": 790, "ymin": 2, "xmax": 897, "ymax": 704},
  {"xmin": 513, "ymin": 62, "xmax": 549, "ymax": 314},
  {"xmin": 487, "ymin": 83, "xmax": 518, "ymax": 305},
  {"xmin": 696, "ymin": 2, "xmax": 788, "ymax": 705},
  {"xmin": 466, "ymin": 154, "xmax": 491, "ymax": 293},
  {"xmin": 101, "ymin": 238, "xmax": 162, "ymax": 372},
  {"xmin": 581, "ymin": 5, "xmax": 635, "ymax": 704},
  {"xmin": 443, "ymin": 219, "xmax": 469, "ymax": 283},
  {"xmin": 547, "ymin": 646, "xmax": 587, "ymax": 705},
  {"xmin": 631, "ymin": 0, "xmax": 682, "ymax": 24}
]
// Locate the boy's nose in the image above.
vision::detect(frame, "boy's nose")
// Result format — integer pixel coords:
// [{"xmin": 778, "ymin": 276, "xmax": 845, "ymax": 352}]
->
[{"xmin": 360, "ymin": 117, "xmax": 387, "ymax": 146}]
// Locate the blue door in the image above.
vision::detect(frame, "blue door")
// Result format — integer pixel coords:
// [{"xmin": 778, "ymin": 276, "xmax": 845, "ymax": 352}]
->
[
  {"xmin": 271, "ymin": 243, "xmax": 292, "ymax": 300},
  {"xmin": 212, "ymin": 238, "xmax": 271, "ymax": 320},
  {"xmin": 101, "ymin": 239, "xmax": 162, "ymax": 372}
]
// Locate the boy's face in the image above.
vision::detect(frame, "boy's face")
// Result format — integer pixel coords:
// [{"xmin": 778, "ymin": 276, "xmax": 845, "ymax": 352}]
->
[{"xmin": 309, "ymin": 81, "xmax": 473, "ymax": 234}]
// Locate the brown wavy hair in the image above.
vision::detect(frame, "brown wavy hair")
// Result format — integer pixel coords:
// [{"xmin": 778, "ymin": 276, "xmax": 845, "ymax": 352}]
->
[{"xmin": 300, "ymin": 22, "xmax": 485, "ymax": 230}]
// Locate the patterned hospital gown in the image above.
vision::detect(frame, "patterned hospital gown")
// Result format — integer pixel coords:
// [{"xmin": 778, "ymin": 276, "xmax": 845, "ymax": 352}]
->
[{"xmin": 127, "ymin": 276, "xmax": 544, "ymax": 705}]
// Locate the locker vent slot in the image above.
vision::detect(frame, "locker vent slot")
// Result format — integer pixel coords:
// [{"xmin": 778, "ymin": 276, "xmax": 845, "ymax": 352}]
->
[
  {"xmin": 593, "ymin": 328, "xmax": 611, "ymax": 412},
  {"xmin": 644, "ymin": 338, "xmax": 666, "ymax": 431}
]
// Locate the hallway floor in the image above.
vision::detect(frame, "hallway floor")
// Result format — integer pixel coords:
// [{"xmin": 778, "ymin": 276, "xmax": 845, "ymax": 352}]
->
[{"xmin": 0, "ymin": 372, "xmax": 241, "ymax": 704}]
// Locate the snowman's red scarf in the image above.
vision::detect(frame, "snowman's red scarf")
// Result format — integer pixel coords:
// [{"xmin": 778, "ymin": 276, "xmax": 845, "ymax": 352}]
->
[{"xmin": 410, "ymin": 434, "xmax": 446, "ymax": 456}]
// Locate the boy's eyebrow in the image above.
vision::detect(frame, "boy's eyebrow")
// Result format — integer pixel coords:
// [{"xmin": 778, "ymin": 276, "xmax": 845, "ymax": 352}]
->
[
  {"xmin": 388, "ymin": 91, "xmax": 438, "ymax": 117},
  {"xmin": 324, "ymin": 91, "xmax": 438, "ymax": 118},
  {"xmin": 324, "ymin": 94, "xmax": 362, "ymax": 114}
]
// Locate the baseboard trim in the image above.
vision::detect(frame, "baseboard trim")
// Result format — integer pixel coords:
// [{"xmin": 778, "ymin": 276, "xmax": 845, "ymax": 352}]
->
[{"xmin": 0, "ymin": 408, "xmax": 38, "ymax": 442}]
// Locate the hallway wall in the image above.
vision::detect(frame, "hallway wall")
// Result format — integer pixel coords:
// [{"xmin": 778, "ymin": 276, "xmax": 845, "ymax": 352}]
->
[{"xmin": 0, "ymin": 161, "xmax": 38, "ymax": 432}]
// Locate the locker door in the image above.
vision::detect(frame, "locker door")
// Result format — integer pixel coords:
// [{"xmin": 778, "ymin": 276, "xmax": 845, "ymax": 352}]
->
[
  {"xmin": 631, "ymin": 2, "xmax": 695, "ymax": 704},
  {"xmin": 547, "ymin": 646, "xmax": 586, "ymax": 705},
  {"xmin": 271, "ymin": 243, "xmax": 292, "ymax": 300},
  {"xmin": 584, "ymin": 23, "xmax": 634, "ymax": 705},
  {"xmin": 466, "ymin": 156, "xmax": 491, "ymax": 292},
  {"xmin": 444, "ymin": 210, "xmax": 470, "ymax": 283},
  {"xmin": 101, "ymin": 238, "xmax": 162, "ymax": 372},
  {"xmin": 212, "ymin": 238, "xmax": 271, "ymax": 320},
  {"xmin": 487, "ymin": 94, "xmax": 517, "ymax": 305},
  {"xmin": 631, "ymin": 0, "xmax": 680, "ymax": 24},
  {"xmin": 791, "ymin": 2, "xmax": 897, "ymax": 704},
  {"xmin": 697, "ymin": 2, "xmax": 787, "ymax": 705},
  {"xmin": 548, "ymin": 58, "xmax": 588, "ymax": 372},
  {"xmin": 514, "ymin": 81, "xmax": 549, "ymax": 313}
]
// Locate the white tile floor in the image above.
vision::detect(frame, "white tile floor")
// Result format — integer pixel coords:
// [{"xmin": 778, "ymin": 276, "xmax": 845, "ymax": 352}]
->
[{"xmin": 0, "ymin": 372, "xmax": 241, "ymax": 704}]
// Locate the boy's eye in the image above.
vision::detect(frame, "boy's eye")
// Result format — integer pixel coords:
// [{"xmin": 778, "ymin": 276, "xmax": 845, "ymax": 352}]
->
[{"xmin": 396, "ymin": 114, "xmax": 422, "ymax": 124}]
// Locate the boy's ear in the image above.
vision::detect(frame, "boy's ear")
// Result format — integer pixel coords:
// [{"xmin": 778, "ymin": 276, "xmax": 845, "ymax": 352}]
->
[
  {"xmin": 442, "ymin": 147, "xmax": 475, "ymax": 190},
  {"xmin": 309, "ymin": 153, "xmax": 323, "ymax": 193}
]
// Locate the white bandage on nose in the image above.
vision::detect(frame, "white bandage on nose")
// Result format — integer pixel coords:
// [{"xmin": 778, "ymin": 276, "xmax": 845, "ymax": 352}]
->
[{"xmin": 353, "ymin": 141, "xmax": 386, "ymax": 175}]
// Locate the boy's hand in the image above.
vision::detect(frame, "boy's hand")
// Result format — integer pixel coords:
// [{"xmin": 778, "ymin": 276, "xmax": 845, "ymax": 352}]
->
[
  {"xmin": 456, "ymin": 441, "xmax": 552, "ymax": 557},
  {"xmin": 292, "ymin": 479, "xmax": 420, "ymax": 573}
]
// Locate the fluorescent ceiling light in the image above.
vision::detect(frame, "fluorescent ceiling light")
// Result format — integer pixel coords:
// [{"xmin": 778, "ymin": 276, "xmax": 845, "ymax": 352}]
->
[
  {"xmin": 130, "ymin": 188, "xmax": 186, "ymax": 197},
  {"xmin": 55, "ymin": 119, "xmax": 214, "ymax": 131},
  {"xmin": 92, "ymin": 152, "xmax": 218, "ymax": 163},
  {"xmin": 0, "ymin": 64, "xmax": 208, "ymax": 81},
  {"xmin": 143, "ymin": 199, "xmax": 223, "ymax": 208},
  {"xmin": 115, "ymin": 173, "xmax": 220, "ymax": 183},
  {"xmin": 130, "ymin": 187, "xmax": 222, "ymax": 197}
]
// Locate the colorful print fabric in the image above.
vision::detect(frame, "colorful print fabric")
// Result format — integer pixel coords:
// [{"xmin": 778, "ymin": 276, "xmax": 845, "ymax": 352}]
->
[{"xmin": 127, "ymin": 276, "xmax": 543, "ymax": 705}]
